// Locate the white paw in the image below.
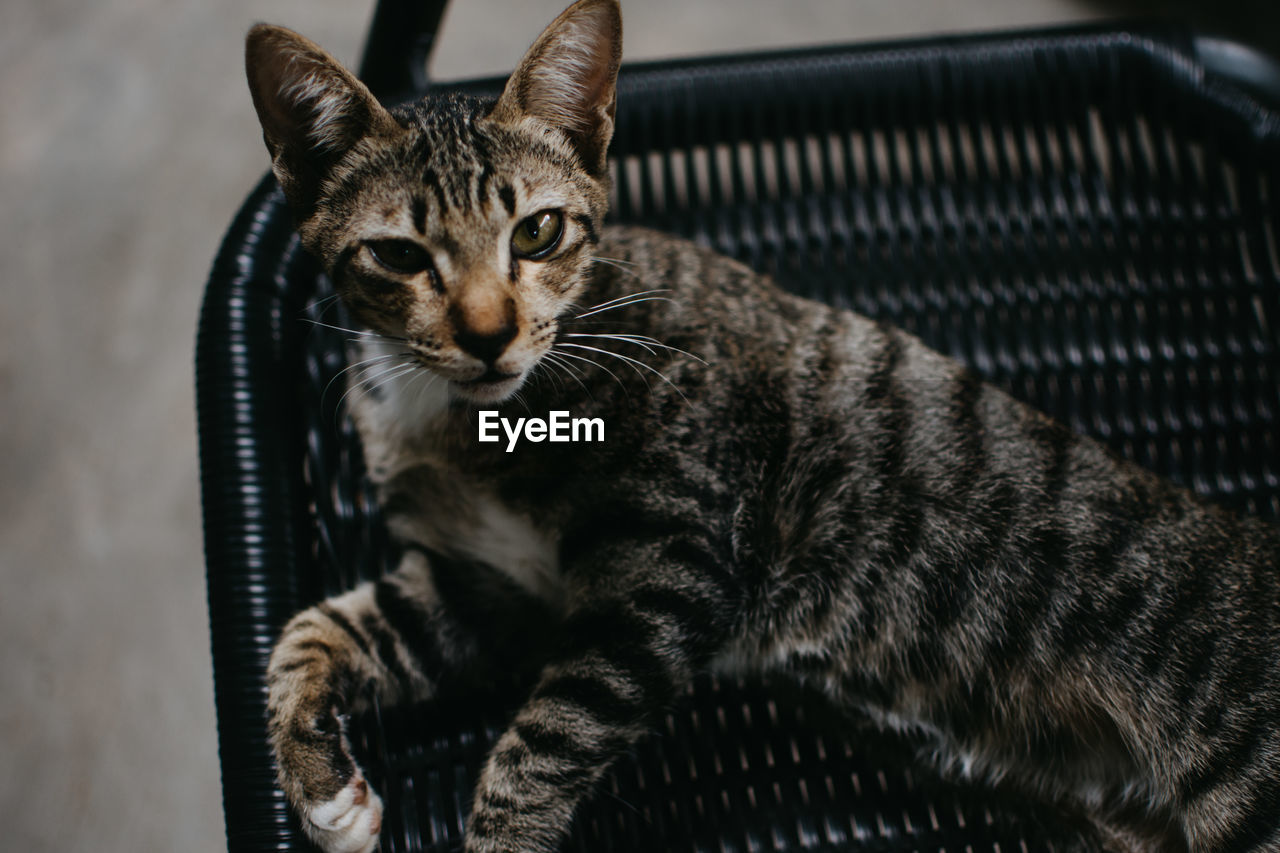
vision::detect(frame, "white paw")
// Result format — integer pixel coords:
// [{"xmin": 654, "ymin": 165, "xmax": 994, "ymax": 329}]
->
[{"xmin": 303, "ymin": 773, "xmax": 384, "ymax": 853}]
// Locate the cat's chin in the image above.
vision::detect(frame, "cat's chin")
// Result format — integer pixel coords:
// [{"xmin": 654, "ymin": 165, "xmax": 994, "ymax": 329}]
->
[{"xmin": 449, "ymin": 373, "xmax": 525, "ymax": 404}]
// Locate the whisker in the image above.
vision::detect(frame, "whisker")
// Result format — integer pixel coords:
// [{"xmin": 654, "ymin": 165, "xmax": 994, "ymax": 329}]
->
[
  {"xmin": 572, "ymin": 295, "xmax": 676, "ymax": 321},
  {"xmin": 591, "ymin": 255, "xmax": 637, "ymax": 267},
  {"xmin": 562, "ymin": 333, "xmax": 707, "ymax": 365},
  {"xmin": 572, "ymin": 289, "xmax": 672, "ymax": 320},
  {"xmin": 559, "ymin": 342, "xmax": 651, "ymax": 386},
  {"xmin": 567, "ymin": 332, "xmax": 657, "ymax": 356},
  {"xmin": 302, "ymin": 318, "xmax": 410, "ymax": 344},
  {"xmin": 350, "ymin": 356, "xmax": 414, "ymax": 388},
  {"xmin": 303, "ymin": 292, "xmax": 344, "ymax": 318},
  {"xmin": 542, "ymin": 351, "xmax": 593, "ymax": 398},
  {"xmin": 336, "ymin": 361, "xmax": 419, "ymax": 416},
  {"xmin": 543, "ymin": 350, "xmax": 584, "ymax": 378},
  {"xmin": 558, "ymin": 342, "xmax": 689, "ymax": 403},
  {"xmin": 335, "ymin": 351, "xmax": 414, "ymax": 379},
  {"xmin": 575, "ymin": 288, "xmax": 669, "ymax": 312},
  {"xmin": 336, "ymin": 366, "xmax": 396, "ymax": 414},
  {"xmin": 322, "ymin": 352, "xmax": 413, "ymax": 404},
  {"xmin": 408, "ymin": 364, "xmax": 442, "ymax": 413},
  {"xmin": 572, "ymin": 296, "xmax": 675, "ymax": 321},
  {"xmin": 334, "ymin": 360, "xmax": 413, "ymax": 412},
  {"xmin": 365, "ymin": 362, "xmax": 424, "ymax": 404},
  {"xmin": 562, "ymin": 318, "xmax": 646, "ymax": 329},
  {"xmin": 530, "ymin": 362, "xmax": 565, "ymax": 396},
  {"xmin": 551, "ymin": 347, "xmax": 629, "ymax": 394},
  {"xmin": 577, "ymin": 288, "xmax": 667, "ymax": 312},
  {"xmin": 590, "ymin": 256, "xmax": 640, "ymax": 276}
]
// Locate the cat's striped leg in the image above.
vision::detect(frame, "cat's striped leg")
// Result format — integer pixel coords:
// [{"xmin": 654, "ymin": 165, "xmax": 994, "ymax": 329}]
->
[
  {"xmin": 463, "ymin": 540, "xmax": 734, "ymax": 853},
  {"xmin": 266, "ymin": 548, "xmax": 457, "ymax": 853}
]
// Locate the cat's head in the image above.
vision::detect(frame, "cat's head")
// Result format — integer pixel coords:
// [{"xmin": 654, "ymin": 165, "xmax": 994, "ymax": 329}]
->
[{"xmin": 245, "ymin": 0, "xmax": 622, "ymax": 403}]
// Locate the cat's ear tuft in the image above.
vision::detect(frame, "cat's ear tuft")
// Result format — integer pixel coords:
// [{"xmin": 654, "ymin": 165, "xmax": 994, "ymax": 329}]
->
[
  {"xmin": 490, "ymin": 0, "xmax": 622, "ymax": 177},
  {"xmin": 245, "ymin": 24, "xmax": 397, "ymax": 215}
]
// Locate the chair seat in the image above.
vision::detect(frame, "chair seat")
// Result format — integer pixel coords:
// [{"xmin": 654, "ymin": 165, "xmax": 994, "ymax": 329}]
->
[{"xmin": 198, "ymin": 21, "xmax": 1280, "ymax": 852}]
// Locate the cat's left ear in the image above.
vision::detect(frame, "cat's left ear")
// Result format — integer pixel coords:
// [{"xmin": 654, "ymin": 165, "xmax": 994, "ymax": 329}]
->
[
  {"xmin": 489, "ymin": 0, "xmax": 622, "ymax": 177},
  {"xmin": 245, "ymin": 24, "xmax": 399, "ymax": 217}
]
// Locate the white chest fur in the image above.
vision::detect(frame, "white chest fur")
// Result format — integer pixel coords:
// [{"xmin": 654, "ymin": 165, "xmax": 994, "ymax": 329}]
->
[
  {"xmin": 449, "ymin": 493, "xmax": 564, "ymax": 606},
  {"xmin": 350, "ymin": 338, "xmax": 451, "ymax": 437},
  {"xmin": 346, "ymin": 339, "xmax": 565, "ymax": 607}
]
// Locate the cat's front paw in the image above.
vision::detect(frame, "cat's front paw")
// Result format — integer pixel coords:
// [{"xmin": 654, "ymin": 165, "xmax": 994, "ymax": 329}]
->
[
  {"xmin": 266, "ymin": 687, "xmax": 384, "ymax": 853},
  {"xmin": 301, "ymin": 772, "xmax": 383, "ymax": 853}
]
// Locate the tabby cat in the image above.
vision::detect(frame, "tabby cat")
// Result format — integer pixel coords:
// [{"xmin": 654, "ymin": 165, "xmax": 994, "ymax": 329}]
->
[{"xmin": 244, "ymin": 1, "xmax": 1280, "ymax": 850}]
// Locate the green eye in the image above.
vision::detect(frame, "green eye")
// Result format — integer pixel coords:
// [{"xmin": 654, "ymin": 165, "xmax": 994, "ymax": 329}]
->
[
  {"xmin": 511, "ymin": 210, "xmax": 564, "ymax": 259},
  {"xmin": 367, "ymin": 239, "xmax": 431, "ymax": 274}
]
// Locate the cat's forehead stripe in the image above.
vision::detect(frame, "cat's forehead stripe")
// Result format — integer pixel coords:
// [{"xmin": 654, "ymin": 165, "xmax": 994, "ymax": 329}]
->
[
  {"xmin": 421, "ymin": 166, "xmax": 448, "ymax": 211},
  {"xmin": 411, "ymin": 196, "xmax": 427, "ymax": 235},
  {"xmin": 476, "ymin": 163, "xmax": 495, "ymax": 213}
]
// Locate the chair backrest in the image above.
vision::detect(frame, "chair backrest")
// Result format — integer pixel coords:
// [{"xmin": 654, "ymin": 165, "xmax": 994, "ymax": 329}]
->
[{"xmin": 198, "ymin": 4, "xmax": 1280, "ymax": 850}]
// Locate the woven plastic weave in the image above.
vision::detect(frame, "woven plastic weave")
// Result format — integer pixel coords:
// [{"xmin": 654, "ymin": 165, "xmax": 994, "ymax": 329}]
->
[{"xmin": 198, "ymin": 22, "xmax": 1280, "ymax": 853}]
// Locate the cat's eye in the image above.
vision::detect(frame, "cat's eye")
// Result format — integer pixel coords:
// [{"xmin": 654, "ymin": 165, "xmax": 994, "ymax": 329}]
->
[
  {"xmin": 511, "ymin": 210, "xmax": 564, "ymax": 260},
  {"xmin": 367, "ymin": 239, "xmax": 432, "ymax": 275}
]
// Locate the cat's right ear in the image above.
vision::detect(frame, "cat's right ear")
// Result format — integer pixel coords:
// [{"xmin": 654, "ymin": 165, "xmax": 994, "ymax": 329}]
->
[
  {"xmin": 245, "ymin": 25, "xmax": 397, "ymax": 217},
  {"xmin": 489, "ymin": 0, "xmax": 622, "ymax": 178}
]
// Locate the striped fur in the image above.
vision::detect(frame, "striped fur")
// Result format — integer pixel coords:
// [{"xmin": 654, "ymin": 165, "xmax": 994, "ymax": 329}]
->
[{"xmin": 248, "ymin": 2, "xmax": 1280, "ymax": 851}]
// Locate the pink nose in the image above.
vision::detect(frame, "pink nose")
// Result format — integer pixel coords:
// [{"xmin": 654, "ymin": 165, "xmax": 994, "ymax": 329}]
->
[{"xmin": 450, "ymin": 297, "xmax": 517, "ymax": 364}]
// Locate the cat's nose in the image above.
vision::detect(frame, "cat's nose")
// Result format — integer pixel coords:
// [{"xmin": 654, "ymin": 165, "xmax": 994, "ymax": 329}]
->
[
  {"xmin": 451, "ymin": 292, "xmax": 517, "ymax": 364},
  {"xmin": 452, "ymin": 309, "xmax": 516, "ymax": 367},
  {"xmin": 454, "ymin": 321, "xmax": 517, "ymax": 365}
]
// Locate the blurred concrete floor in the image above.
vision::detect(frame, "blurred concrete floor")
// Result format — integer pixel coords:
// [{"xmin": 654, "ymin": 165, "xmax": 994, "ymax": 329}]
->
[{"xmin": 2, "ymin": 1, "xmax": 1276, "ymax": 851}]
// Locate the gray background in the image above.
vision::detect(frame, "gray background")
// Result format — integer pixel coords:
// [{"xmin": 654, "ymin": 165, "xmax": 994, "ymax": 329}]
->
[{"xmin": 2, "ymin": 1, "xmax": 1276, "ymax": 851}]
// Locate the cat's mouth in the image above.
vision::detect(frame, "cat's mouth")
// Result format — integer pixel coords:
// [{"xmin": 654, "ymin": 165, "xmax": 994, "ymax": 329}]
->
[{"xmin": 451, "ymin": 368, "xmax": 524, "ymax": 403}]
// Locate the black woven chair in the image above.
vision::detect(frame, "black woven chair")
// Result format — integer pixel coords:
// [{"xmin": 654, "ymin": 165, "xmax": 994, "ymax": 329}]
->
[{"xmin": 198, "ymin": 3, "xmax": 1280, "ymax": 850}]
